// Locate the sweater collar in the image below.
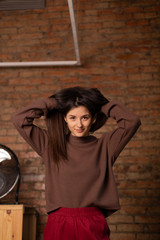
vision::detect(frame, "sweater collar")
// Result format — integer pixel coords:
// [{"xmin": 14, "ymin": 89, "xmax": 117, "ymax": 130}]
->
[{"xmin": 67, "ymin": 134, "xmax": 96, "ymax": 144}]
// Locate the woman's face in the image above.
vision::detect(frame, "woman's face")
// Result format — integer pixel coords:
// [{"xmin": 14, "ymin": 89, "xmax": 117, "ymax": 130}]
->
[{"xmin": 64, "ymin": 106, "xmax": 94, "ymax": 137}]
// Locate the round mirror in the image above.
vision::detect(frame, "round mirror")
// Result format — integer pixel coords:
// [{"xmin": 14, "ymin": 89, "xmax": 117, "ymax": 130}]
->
[{"xmin": 0, "ymin": 144, "xmax": 20, "ymax": 203}]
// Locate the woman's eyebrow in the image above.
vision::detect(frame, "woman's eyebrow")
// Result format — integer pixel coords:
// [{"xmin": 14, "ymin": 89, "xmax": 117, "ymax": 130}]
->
[{"xmin": 68, "ymin": 114, "xmax": 90, "ymax": 117}]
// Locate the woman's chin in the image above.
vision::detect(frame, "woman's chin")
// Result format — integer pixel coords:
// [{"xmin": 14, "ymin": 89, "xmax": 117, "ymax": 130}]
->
[{"xmin": 72, "ymin": 131, "xmax": 87, "ymax": 137}]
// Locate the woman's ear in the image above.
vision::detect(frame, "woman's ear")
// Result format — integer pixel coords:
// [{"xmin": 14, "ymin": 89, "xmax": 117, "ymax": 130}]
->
[
  {"xmin": 64, "ymin": 116, "xmax": 67, "ymax": 123},
  {"xmin": 92, "ymin": 115, "xmax": 97, "ymax": 124}
]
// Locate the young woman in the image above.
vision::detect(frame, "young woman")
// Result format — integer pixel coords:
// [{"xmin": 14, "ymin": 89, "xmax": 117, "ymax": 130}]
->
[{"xmin": 11, "ymin": 86, "xmax": 141, "ymax": 240}]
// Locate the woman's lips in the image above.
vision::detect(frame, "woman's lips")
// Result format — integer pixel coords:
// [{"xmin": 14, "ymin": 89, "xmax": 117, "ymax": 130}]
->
[{"xmin": 75, "ymin": 129, "xmax": 84, "ymax": 133}]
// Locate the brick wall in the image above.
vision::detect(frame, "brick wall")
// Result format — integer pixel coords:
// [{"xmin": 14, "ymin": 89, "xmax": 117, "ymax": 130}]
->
[{"xmin": 0, "ymin": 0, "xmax": 160, "ymax": 239}]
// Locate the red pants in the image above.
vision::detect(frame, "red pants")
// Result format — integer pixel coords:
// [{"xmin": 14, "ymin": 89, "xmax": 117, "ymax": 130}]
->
[{"xmin": 43, "ymin": 207, "xmax": 110, "ymax": 240}]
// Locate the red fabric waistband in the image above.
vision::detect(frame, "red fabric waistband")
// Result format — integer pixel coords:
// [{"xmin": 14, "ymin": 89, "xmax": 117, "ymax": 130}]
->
[{"xmin": 49, "ymin": 207, "xmax": 103, "ymax": 217}]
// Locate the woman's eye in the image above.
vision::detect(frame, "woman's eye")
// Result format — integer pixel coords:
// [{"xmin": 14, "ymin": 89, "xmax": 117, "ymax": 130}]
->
[
  {"xmin": 83, "ymin": 116, "xmax": 89, "ymax": 120},
  {"xmin": 70, "ymin": 116, "xmax": 75, "ymax": 120}
]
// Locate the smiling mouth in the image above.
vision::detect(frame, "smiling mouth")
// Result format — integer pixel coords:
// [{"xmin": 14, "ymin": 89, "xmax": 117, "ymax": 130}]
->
[{"xmin": 75, "ymin": 129, "xmax": 84, "ymax": 133}]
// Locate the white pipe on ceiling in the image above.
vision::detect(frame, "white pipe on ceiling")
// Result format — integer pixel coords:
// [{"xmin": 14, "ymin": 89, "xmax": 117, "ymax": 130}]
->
[
  {"xmin": 0, "ymin": 61, "xmax": 79, "ymax": 67},
  {"xmin": 68, "ymin": 0, "xmax": 81, "ymax": 65},
  {"xmin": 0, "ymin": 0, "xmax": 81, "ymax": 68}
]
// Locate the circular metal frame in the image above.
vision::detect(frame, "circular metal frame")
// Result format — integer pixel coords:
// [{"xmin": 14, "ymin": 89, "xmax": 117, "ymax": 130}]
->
[{"xmin": 0, "ymin": 144, "xmax": 20, "ymax": 203}]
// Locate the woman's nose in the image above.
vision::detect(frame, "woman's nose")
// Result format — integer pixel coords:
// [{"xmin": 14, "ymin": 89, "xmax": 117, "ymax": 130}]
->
[{"xmin": 77, "ymin": 119, "xmax": 82, "ymax": 127}]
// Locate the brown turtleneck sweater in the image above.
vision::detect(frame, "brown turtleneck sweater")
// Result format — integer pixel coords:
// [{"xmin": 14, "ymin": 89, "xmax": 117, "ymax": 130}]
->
[{"xmin": 11, "ymin": 98, "xmax": 141, "ymax": 217}]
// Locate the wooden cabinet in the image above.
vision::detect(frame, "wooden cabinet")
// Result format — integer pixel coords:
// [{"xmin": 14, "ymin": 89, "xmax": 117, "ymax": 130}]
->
[{"xmin": 0, "ymin": 205, "xmax": 37, "ymax": 240}]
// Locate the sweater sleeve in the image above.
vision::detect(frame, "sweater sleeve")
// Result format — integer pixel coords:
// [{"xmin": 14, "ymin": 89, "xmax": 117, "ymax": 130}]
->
[
  {"xmin": 101, "ymin": 101, "xmax": 141, "ymax": 165},
  {"xmin": 11, "ymin": 98, "xmax": 58, "ymax": 157}
]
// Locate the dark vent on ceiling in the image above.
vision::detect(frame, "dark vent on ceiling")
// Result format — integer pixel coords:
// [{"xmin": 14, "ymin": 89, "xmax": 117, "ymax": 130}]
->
[{"xmin": 0, "ymin": 0, "xmax": 45, "ymax": 11}]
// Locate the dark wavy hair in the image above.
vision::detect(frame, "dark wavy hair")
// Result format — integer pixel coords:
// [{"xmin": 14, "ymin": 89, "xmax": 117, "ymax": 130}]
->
[{"xmin": 46, "ymin": 86, "xmax": 109, "ymax": 167}]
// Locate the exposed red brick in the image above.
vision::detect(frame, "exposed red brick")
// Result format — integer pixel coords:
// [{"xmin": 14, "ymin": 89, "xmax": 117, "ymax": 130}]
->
[{"xmin": 0, "ymin": 1, "xmax": 159, "ymax": 240}]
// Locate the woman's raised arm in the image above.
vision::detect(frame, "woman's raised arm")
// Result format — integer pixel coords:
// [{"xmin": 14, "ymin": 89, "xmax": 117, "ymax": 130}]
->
[
  {"xmin": 101, "ymin": 101, "xmax": 141, "ymax": 165},
  {"xmin": 11, "ymin": 98, "xmax": 58, "ymax": 157}
]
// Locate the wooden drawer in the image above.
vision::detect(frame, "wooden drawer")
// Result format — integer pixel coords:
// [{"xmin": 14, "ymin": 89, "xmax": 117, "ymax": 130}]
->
[{"xmin": 0, "ymin": 205, "xmax": 37, "ymax": 240}]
